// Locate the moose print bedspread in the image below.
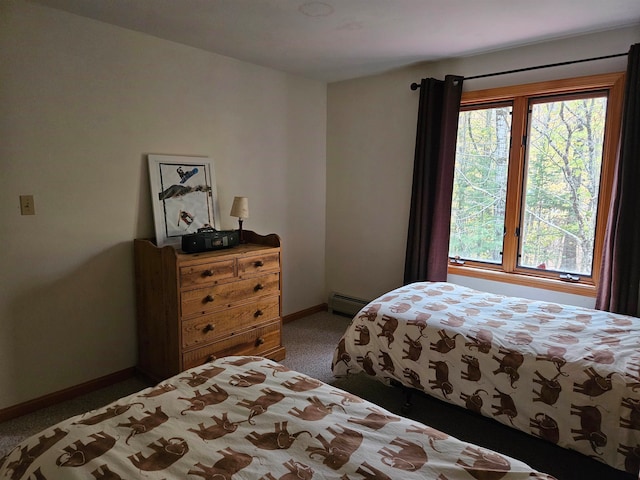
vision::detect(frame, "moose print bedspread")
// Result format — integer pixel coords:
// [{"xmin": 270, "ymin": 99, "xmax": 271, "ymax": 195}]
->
[
  {"xmin": 331, "ymin": 281, "xmax": 640, "ymax": 475},
  {"xmin": 0, "ymin": 356, "xmax": 556, "ymax": 480}
]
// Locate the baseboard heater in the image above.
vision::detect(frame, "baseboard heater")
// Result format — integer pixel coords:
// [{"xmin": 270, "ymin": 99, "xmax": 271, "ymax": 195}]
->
[{"xmin": 328, "ymin": 292, "xmax": 371, "ymax": 317}]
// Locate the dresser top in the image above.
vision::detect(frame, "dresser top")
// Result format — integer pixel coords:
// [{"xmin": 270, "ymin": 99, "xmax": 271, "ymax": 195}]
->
[
  {"xmin": 135, "ymin": 230, "xmax": 280, "ymax": 266},
  {"xmin": 175, "ymin": 242, "xmax": 279, "ymax": 261}
]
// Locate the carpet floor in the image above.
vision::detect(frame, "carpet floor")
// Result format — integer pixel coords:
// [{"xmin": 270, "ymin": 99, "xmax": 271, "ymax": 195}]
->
[{"xmin": 0, "ymin": 310, "xmax": 635, "ymax": 480}]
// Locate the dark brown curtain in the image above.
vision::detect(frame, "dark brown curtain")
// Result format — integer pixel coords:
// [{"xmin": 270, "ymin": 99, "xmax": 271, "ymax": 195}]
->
[
  {"xmin": 595, "ymin": 43, "xmax": 640, "ymax": 316},
  {"xmin": 404, "ymin": 75, "xmax": 464, "ymax": 284}
]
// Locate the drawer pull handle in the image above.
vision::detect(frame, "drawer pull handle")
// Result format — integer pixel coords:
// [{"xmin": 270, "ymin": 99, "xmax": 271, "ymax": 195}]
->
[
  {"xmin": 205, "ymin": 294, "xmax": 215, "ymax": 303},
  {"xmin": 204, "ymin": 323, "xmax": 215, "ymax": 333},
  {"xmin": 203, "ymin": 269, "xmax": 215, "ymax": 277},
  {"xmin": 256, "ymin": 337, "xmax": 265, "ymax": 346},
  {"xmin": 254, "ymin": 284, "xmax": 264, "ymax": 292},
  {"xmin": 254, "ymin": 310, "xmax": 264, "ymax": 317},
  {"xmin": 254, "ymin": 260, "xmax": 264, "ymax": 267}
]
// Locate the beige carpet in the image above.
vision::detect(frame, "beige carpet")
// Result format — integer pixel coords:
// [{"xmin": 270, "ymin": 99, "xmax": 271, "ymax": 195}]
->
[
  {"xmin": 0, "ymin": 311, "xmax": 635, "ymax": 480},
  {"xmin": 0, "ymin": 311, "xmax": 349, "ymax": 459}
]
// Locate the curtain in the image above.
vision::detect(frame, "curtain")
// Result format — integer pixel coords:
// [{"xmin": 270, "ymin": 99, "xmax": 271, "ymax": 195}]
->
[
  {"xmin": 404, "ymin": 75, "xmax": 463, "ymax": 284},
  {"xmin": 595, "ymin": 43, "xmax": 640, "ymax": 316}
]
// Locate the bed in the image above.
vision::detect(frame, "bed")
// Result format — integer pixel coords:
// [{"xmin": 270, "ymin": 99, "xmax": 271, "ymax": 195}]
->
[
  {"xmin": 0, "ymin": 355, "xmax": 556, "ymax": 480},
  {"xmin": 331, "ymin": 281, "xmax": 640, "ymax": 476}
]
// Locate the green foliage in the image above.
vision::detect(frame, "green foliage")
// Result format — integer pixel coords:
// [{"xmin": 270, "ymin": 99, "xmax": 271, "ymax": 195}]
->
[
  {"xmin": 450, "ymin": 106, "xmax": 510, "ymax": 263},
  {"xmin": 449, "ymin": 95, "xmax": 607, "ymax": 275}
]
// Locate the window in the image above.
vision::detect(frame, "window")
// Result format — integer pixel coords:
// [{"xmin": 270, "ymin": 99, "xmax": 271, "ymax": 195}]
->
[{"xmin": 448, "ymin": 73, "xmax": 624, "ymax": 295}]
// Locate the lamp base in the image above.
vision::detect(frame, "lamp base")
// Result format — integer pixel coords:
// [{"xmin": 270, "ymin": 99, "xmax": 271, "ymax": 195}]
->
[{"xmin": 237, "ymin": 219, "xmax": 246, "ymax": 244}]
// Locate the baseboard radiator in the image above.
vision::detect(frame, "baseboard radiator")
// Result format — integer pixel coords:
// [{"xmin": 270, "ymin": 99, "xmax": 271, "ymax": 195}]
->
[{"xmin": 328, "ymin": 292, "xmax": 370, "ymax": 317}]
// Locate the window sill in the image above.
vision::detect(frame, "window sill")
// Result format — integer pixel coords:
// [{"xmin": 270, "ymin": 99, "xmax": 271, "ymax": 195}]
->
[{"xmin": 447, "ymin": 264, "xmax": 596, "ymax": 297}]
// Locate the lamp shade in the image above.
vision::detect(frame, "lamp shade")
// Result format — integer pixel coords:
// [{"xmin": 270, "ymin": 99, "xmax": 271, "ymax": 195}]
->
[{"xmin": 230, "ymin": 196, "xmax": 249, "ymax": 219}]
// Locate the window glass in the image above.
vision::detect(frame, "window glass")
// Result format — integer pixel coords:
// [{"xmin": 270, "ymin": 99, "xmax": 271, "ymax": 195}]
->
[
  {"xmin": 446, "ymin": 73, "xmax": 622, "ymax": 292},
  {"xmin": 519, "ymin": 94, "xmax": 607, "ymax": 276},
  {"xmin": 450, "ymin": 104, "xmax": 511, "ymax": 264}
]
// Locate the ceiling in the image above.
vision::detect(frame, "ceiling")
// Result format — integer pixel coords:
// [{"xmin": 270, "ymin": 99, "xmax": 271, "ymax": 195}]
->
[{"xmin": 30, "ymin": 0, "xmax": 640, "ymax": 82}]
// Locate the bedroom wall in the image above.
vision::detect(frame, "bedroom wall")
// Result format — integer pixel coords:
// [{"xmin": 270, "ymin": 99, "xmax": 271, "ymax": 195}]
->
[
  {"xmin": 0, "ymin": 1, "xmax": 326, "ymax": 410},
  {"xmin": 326, "ymin": 25, "xmax": 640, "ymax": 308}
]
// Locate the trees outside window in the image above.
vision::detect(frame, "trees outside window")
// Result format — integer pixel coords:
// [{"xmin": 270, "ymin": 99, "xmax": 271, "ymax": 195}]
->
[
  {"xmin": 451, "ymin": 104, "xmax": 511, "ymax": 264},
  {"xmin": 448, "ymin": 73, "xmax": 624, "ymax": 295}
]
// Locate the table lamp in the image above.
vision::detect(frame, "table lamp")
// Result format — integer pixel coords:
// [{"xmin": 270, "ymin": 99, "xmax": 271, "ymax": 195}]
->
[{"xmin": 230, "ymin": 196, "xmax": 249, "ymax": 243}]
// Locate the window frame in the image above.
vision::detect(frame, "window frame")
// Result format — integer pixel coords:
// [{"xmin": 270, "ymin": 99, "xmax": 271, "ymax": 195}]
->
[{"xmin": 448, "ymin": 72, "xmax": 625, "ymax": 297}]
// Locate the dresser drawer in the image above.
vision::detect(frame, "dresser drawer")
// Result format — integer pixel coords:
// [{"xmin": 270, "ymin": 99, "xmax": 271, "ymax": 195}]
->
[
  {"xmin": 179, "ymin": 259, "xmax": 235, "ymax": 289},
  {"xmin": 181, "ymin": 272, "xmax": 280, "ymax": 318},
  {"xmin": 181, "ymin": 296, "xmax": 280, "ymax": 349},
  {"xmin": 238, "ymin": 252, "xmax": 280, "ymax": 277},
  {"xmin": 182, "ymin": 321, "xmax": 282, "ymax": 370},
  {"xmin": 135, "ymin": 235, "xmax": 284, "ymax": 382}
]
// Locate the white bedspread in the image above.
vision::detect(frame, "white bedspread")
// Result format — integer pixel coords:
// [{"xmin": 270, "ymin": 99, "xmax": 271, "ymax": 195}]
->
[
  {"xmin": 0, "ymin": 355, "xmax": 556, "ymax": 480},
  {"xmin": 332, "ymin": 282, "xmax": 640, "ymax": 475}
]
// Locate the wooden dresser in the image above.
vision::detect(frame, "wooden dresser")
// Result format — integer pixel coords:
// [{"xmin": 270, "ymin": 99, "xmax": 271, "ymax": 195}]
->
[{"xmin": 134, "ymin": 230, "xmax": 285, "ymax": 381}]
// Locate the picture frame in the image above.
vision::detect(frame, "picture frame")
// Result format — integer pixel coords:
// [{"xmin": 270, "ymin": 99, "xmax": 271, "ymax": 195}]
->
[{"xmin": 147, "ymin": 154, "xmax": 221, "ymax": 247}]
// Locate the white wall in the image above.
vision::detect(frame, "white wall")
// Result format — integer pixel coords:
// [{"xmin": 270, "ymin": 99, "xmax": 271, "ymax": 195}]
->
[
  {"xmin": 0, "ymin": 1, "xmax": 326, "ymax": 409},
  {"xmin": 326, "ymin": 26, "xmax": 640, "ymax": 307},
  {"xmin": 2, "ymin": 2, "xmax": 637, "ymax": 413}
]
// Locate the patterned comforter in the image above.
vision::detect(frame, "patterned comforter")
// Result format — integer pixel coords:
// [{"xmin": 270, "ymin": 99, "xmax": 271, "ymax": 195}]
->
[
  {"xmin": 331, "ymin": 282, "xmax": 640, "ymax": 475},
  {"xmin": 0, "ymin": 355, "xmax": 556, "ymax": 479}
]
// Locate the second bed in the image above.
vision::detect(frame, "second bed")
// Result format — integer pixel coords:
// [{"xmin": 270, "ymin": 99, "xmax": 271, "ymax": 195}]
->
[{"xmin": 332, "ymin": 281, "xmax": 640, "ymax": 475}]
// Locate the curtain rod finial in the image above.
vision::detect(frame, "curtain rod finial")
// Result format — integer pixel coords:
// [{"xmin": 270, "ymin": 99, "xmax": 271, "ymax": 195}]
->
[{"xmin": 410, "ymin": 82, "xmax": 420, "ymax": 90}]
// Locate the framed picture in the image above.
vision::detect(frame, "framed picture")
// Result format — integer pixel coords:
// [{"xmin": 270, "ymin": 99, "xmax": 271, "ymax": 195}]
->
[{"xmin": 147, "ymin": 154, "xmax": 221, "ymax": 247}]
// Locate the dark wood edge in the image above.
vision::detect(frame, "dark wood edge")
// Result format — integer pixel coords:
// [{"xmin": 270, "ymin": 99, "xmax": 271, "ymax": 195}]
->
[
  {"xmin": 0, "ymin": 304, "xmax": 327, "ymax": 422},
  {"xmin": 243, "ymin": 230, "xmax": 280, "ymax": 247},
  {"xmin": 0, "ymin": 367, "xmax": 137, "ymax": 423},
  {"xmin": 134, "ymin": 238, "xmax": 171, "ymax": 249},
  {"xmin": 282, "ymin": 303, "xmax": 328, "ymax": 324},
  {"xmin": 135, "ymin": 232, "xmax": 280, "ymax": 249}
]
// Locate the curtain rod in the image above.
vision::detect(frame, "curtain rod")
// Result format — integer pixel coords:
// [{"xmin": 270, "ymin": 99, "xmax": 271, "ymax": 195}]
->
[{"xmin": 409, "ymin": 52, "xmax": 628, "ymax": 90}]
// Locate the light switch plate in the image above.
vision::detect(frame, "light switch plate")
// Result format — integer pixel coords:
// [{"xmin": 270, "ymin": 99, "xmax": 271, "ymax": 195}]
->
[{"xmin": 20, "ymin": 195, "xmax": 35, "ymax": 215}]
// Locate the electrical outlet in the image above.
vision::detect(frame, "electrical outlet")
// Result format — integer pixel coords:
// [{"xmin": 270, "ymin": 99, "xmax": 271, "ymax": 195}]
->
[{"xmin": 20, "ymin": 195, "xmax": 35, "ymax": 215}]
